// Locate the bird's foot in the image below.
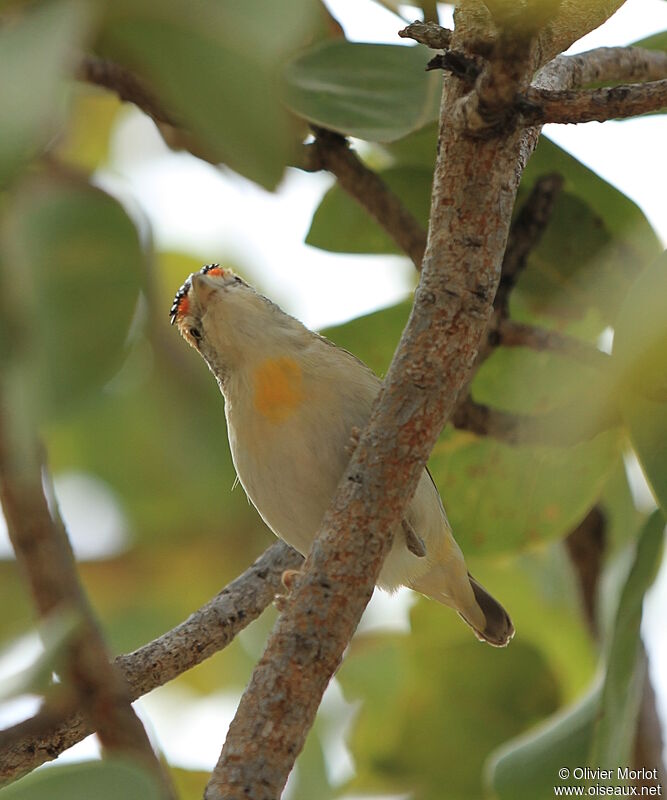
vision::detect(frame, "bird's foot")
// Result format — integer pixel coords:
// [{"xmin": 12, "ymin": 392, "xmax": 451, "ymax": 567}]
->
[
  {"xmin": 345, "ymin": 426, "xmax": 362, "ymax": 456},
  {"xmin": 273, "ymin": 568, "xmax": 305, "ymax": 612}
]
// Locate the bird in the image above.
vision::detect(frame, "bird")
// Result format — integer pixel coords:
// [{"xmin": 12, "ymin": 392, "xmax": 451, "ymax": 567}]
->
[{"xmin": 170, "ymin": 264, "xmax": 514, "ymax": 646}]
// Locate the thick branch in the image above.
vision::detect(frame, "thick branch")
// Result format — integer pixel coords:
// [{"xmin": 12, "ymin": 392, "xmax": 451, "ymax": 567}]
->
[
  {"xmin": 520, "ymin": 79, "xmax": 667, "ymax": 124},
  {"xmin": 0, "ymin": 427, "xmax": 171, "ymax": 795},
  {"xmin": 0, "ymin": 541, "xmax": 302, "ymax": 783},
  {"xmin": 302, "ymin": 128, "xmax": 427, "ymax": 270}
]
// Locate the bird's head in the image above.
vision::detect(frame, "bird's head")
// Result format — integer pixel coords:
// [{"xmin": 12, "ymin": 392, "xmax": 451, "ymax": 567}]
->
[{"xmin": 170, "ymin": 264, "xmax": 304, "ymax": 383}]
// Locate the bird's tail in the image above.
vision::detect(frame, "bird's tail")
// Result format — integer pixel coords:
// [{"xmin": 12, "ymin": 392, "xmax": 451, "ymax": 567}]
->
[
  {"xmin": 463, "ymin": 573, "xmax": 514, "ymax": 647},
  {"xmin": 411, "ymin": 566, "xmax": 514, "ymax": 647}
]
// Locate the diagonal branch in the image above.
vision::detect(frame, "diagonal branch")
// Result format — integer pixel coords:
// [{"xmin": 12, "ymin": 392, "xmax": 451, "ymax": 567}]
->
[
  {"xmin": 0, "ymin": 541, "xmax": 302, "ymax": 783},
  {"xmin": 0, "ymin": 429, "xmax": 173, "ymax": 796},
  {"xmin": 302, "ymin": 128, "xmax": 427, "ymax": 270}
]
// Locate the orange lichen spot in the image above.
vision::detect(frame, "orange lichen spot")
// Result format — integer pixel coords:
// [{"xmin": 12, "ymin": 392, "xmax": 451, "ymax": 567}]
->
[{"xmin": 253, "ymin": 357, "xmax": 304, "ymax": 424}]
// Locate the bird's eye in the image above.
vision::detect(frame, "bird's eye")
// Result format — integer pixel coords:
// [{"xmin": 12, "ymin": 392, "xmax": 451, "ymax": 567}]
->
[{"xmin": 189, "ymin": 326, "xmax": 202, "ymax": 341}]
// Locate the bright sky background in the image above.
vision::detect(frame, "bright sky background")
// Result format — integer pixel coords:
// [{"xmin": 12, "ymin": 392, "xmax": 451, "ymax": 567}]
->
[{"xmin": 0, "ymin": 0, "xmax": 665, "ymax": 789}]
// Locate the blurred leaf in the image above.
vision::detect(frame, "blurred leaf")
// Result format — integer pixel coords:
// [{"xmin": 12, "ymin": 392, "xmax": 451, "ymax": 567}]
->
[
  {"xmin": 0, "ymin": 759, "xmax": 162, "ymax": 800},
  {"xmin": 468, "ymin": 553, "xmax": 597, "ymax": 702},
  {"xmin": 0, "ymin": 611, "xmax": 80, "ymax": 702},
  {"xmin": 487, "ymin": 511, "xmax": 664, "ymax": 798},
  {"xmin": 98, "ymin": 0, "xmax": 323, "ymax": 189},
  {"xmin": 488, "ymin": 681, "xmax": 602, "ymax": 800},
  {"xmin": 513, "ymin": 138, "xmax": 662, "ymax": 327},
  {"xmin": 291, "ymin": 716, "xmax": 336, "ymax": 800},
  {"xmin": 284, "ymin": 41, "xmax": 441, "ymax": 142},
  {"xmin": 0, "ymin": 0, "xmax": 91, "ymax": 185},
  {"xmin": 324, "ymin": 299, "xmax": 410, "ymax": 376},
  {"xmin": 380, "ymin": 120, "xmax": 438, "ymax": 167},
  {"xmin": 632, "ymin": 31, "xmax": 667, "ymax": 50},
  {"xmin": 55, "ymin": 86, "xmax": 122, "ymax": 173},
  {"xmin": 340, "ymin": 603, "xmax": 560, "ymax": 799},
  {"xmin": 3, "ymin": 174, "xmax": 143, "ymax": 419},
  {"xmin": 612, "ymin": 251, "xmax": 667, "ymax": 512},
  {"xmin": 430, "ymin": 430, "xmax": 620, "ymax": 555},
  {"xmin": 589, "ymin": 510, "xmax": 665, "ymax": 770},
  {"xmin": 599, "ymin": 460, "xmax": 648, "ymax": 552},
  {"xmin": 307, "ymin": 165, "xmax": 431, "ymax": 254},
  {"xmin": 169, "ymin": 767, "xmax": 209, "ymax": 800}
]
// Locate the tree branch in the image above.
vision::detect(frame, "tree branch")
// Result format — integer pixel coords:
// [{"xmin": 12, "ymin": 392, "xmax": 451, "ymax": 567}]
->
[
  {"xmin": 494, "ymin": 172, "xmax": 564, "ymax": 315},
  {"xmin": 0, "ymin": 541, "xmax": 302, "ymax": 783},
  {"xmin": 398, "ymin": 20, "xmax": 453, "ymax": 49},
  {"xmin": 519, "ymin": 78, "xmax": 667, "ymax": 124},
  {"xmin": 496, "ymin": 319, "xmax": 610, "ymax": 369},
  {"xmin": 77, "ymin": 55, "xmax": 178, "ymax": 127},
  {"xmin": 301, "ymin": 128, "xmax": 427, "ymax": 270},
  {"xmin": 0, "ymin": 423, "xmax": 173, "ymax": 795},
  {"xmin": 450, "ymin": 395, "xmax": 620, "ymax": 446}
]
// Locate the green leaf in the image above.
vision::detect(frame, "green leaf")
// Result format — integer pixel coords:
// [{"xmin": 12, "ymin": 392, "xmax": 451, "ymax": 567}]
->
[
  {"xmin": 307, "ymin": 164, "xmax": 431, "ymax": 254},
  {"xmin": 513, "ymin": 138, "xmax": 662, "ymax": 327},
  {"xmin": 0, "ymin": 1, "xmax": 91, "ymax": 185},
  {"xmin": 589, "ymin": 510, "xmax": 665, "ymax": 770},
  {"xmin": 98, "ymin": 0, "xmax": 324, "ymax": 189},
  {"xmin": 487, "ymin": 511, "xmax": 664, "ymax": 799},
  {"xmin": 429, "ymin": 430, "xmax": 620, "ymax": 555},
  {"xmin": 0, "ymin": 759, "xmax": 163, "ymax": 800},
  {"xmin": 632, "ymin": 31, "xmax": 667, "ymax": 51},
  {"xmin": 55, "ymin": 86, "xmax": 122, "ymax": 173},
  {"xmin": 284, "ymin": 41, "xmax": 441, "ymax": 142},
  {"xmin": 3, "ymin": 175, "xmax": 143, "ymax": 418},
  {"xmin": 488, "ymin": 682, "xmax": 602, "ymax": 800},
  {"xmin": 339, "ymin": 607, "xmax": 560, "ymax": 800},
  {"xmin": 612, "ymin": 252, "xmax": 667, "ymax": 513}
]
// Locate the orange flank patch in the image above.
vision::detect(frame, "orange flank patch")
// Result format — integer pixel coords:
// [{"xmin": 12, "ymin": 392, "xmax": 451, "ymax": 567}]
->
[
  {"xmin": 205, "ymin": 266, "xmax": 225, "ymax": 277},
  {"xmin": 253, "ymin": 357, "xmax": 304, "ymax": 423}
]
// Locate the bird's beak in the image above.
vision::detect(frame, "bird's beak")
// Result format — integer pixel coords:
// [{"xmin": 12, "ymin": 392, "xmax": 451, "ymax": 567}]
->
[{"xmin": 191, "ymin": 273, "xmax": 218, "ymax": 310}]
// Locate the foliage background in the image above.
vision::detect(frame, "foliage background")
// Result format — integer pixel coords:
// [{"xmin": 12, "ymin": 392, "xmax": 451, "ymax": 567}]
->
[{"xmin": 0, "ymin": 1, "xmax": 665, "ymax": 798}]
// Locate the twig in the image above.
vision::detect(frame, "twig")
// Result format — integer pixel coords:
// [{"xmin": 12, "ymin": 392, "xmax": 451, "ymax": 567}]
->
[
  {"xmin": 450, "ymin": 395, "xmax": 619, "ymax": 446},
  {"xmin": 564, "ymin": 505, "xmax": 606, "ymax": 635},
  {"xmin": 495, "ymin": 173, "xmax": 564, "ymax": 315},
  {"xmin": 398, "ymin": 20, "xmax": 453, "ymax": 49},
  {"xmin": 0, "ymin": 430, "xmax": 174, "ymax": 796},
  {"xmin": 518, "ymin": 79, "xmax": 667, "ymax": 124},
  {"xmin": 302, "ymin": 128, "xmax": 427, "ymax": 270},
  {"xmin": 496, "ymin": 319, "xmax": 610, "ymax": 369},
  {"xmin": 77, "ymin": 54, "xmax": 178, "ymax": 126},
  {"xmin": 0, "ymin": 541, "xmax": 302, "ymax": 783}
]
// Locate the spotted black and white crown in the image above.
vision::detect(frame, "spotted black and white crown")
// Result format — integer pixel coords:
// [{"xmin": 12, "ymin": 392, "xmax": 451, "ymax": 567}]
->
[{"xmin": 169, "ymin": 263, "xmax": 225, "ymax": 325}]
